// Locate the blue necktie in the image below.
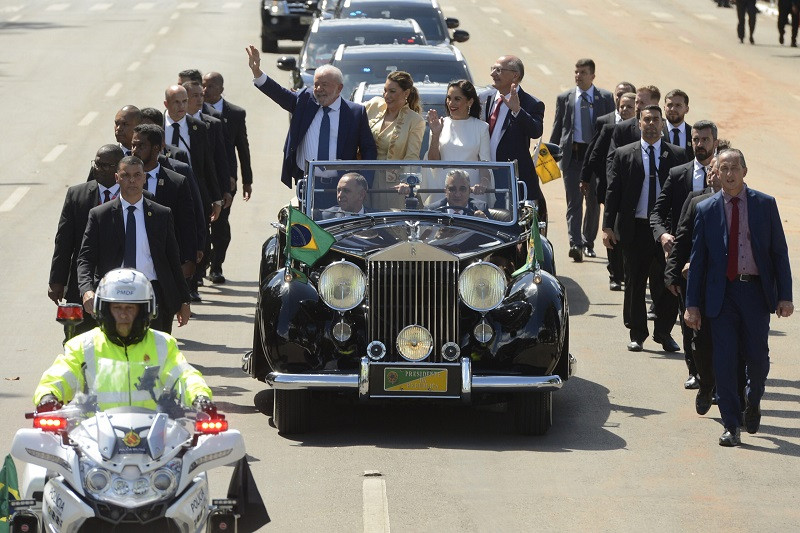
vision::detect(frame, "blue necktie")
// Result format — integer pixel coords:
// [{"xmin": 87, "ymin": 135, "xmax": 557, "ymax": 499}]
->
[
  {"xmin": 124, "ymin": 206, "xmax": 137, "ymax": 268},
  {"xmin": 317, "ymin": 106, "xmax": 331, "ymax": 161}
]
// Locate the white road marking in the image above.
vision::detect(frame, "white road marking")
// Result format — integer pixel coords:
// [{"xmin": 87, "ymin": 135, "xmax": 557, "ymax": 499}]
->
[
  {"xmin": 0, "ymin": 6, "xmax": 24, "ymax": 13},
  {"xmin": 363, "ymin": 478, "xmax": 390, "ymax": 533},
  {"xmin": 711, "ymin": 52, "xmax": 725, "ymax": 59},
  {"xmin": 537, "ymin": 64, "xmax": 552, "ymax": 76},
  {"xmin": 143, "ymin": 43, "xmax": 155, "ymax": 53},
  {"xmin": 678, "ymin": 36, "xmax": 691, "ymax": 44},
  {"xmin": 158, "ymin": 26, "xmax": 170, "ymax": 35},
  {"xmin": 170, "ymin": 11, "xmax": 180, "ymax": 19},
  {"xmin": 792, "ymin": 94, "xmax": 800, "ymax": 102},
  {"xmin": 652, "ymin": 11, "xmax": 674, "ymax": 19},
  {"xmin": 222, "ymin": 2, "xmax": 241, "ymax": 8},
  {"xmin": 480, "ymin": 6, "xmax": 500, "ymax": 13},
  {"xmin": 89, "ymin": 3, "xmax": 112, "ymax": 10},
  {"xmin": 490, "ymin": 17, "xmax": 499, "ymax": 24},
  {"xmin": 42, "ymin": 144, "xmax": 67, "ymax": 163},
  {"xmin": 46, "ymin": 3, "xmax": 69, "ymax": 10},
  {"xmin": 105, "ymin": 82, "xmax": 122, "ymax": 97},
  {"xmin": 133, "ymin": 2, "xmax": 154, "ymax": 9},
  {"xmin": 695, "ymin": 13, "xmax": 717, "ymax": 20},
  {"xmin": 78, "ymin": 111, "xmax": 98, "ymax": 126},
  {"xmin": 566, "ymin": 9, "xmax": 586, "ymax": 15},
  {"xmin": 527, "ymin": 8, "xmax": 543, "ymax": 14},
  {"xmin": 520, "ymin": 46, "xmax": 532, "ymax": 54},
  {"xmin": 127, "ymin": 61, "xmax": 141, "ymax": 71},
  {"xmin": 0, "ymin": 187, "xmax": 31, "ymax": 213},
  {"xmin": 652, "ymin": 22, "xmax": 664, "ymax": 29},
  {"xmin": 503, "ymin": 29, "xmax": 514, "ymax": 37},
  {"xmin": 9, "ymin": 14, "xmax": 21, "ymax": 21},
  {"xmin": 177, "ymin": 2, "xmax": 198, "ymax": 7}
]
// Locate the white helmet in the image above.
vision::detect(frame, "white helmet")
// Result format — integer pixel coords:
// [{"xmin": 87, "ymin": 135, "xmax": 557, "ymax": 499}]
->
[{"xmin": 94, "ymin": 269, "xmax": 157, "ymax": 344}]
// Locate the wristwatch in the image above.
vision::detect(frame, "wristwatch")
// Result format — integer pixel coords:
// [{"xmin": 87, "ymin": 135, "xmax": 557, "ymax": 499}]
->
[{"xmin": 213, "ymin": 200, "xmax": 223, "ymax": 206}]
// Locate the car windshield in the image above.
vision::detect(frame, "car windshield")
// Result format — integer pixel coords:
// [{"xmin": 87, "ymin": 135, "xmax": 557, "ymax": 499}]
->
[
  {"xmin": 339, "ymin": 5, "xmax": 447, "ymax": 42},
  {"xmin": 301, "ymin": 30, "xmax": 425, "ymax": 70},
  {"xmin": 302, "ymin": 161, "xmax": 518, "ymax": 224},
  {"xmin": 336, "ymin": 58, "xmax": 469, "ymax": 101}
]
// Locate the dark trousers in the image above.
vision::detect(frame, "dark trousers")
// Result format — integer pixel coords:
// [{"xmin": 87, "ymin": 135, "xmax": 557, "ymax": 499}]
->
[
  {"xmin": 778, "ymin": 0, "xmax": 800, "ymax": 42},
  {"xmin": 606, "ymin": 241, "xmax": 624, "ymax": 283},
  {"xmin": 737, "ymin": 0, "xmax": 757, "ymax": 40},
  {"xmin": 150, "ymin": 280, "xmax": 173, "ymax": 335},
  {"xmin": 691, "ymin": 315, "xmax": 716, "ymax": 394},
  {"xmin": 210, "ymin": 205, "xmax": 232, "ymax": 272},
  {"xmin": 710, "ymin": 280, "xmax": 770, "ymax": 430},
  {"xmin": 676, "ymin": 289, "xmax": 698, "ymax": 376},
  {"xmin": 621, "ymin": 220, "xmax": 678, "ymax": 342}
]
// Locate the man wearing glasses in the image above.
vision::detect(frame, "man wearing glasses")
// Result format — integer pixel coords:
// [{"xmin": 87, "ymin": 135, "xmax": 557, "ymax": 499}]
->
[
  {"xmin": 485, "ymin": 56, "xmax": 545, "ymax": 215},
  {"xmin": 427, "ymin": 170, "xmax": 488, "ymax": 218},
  {"xmin": 49, "ymin": 145, "xmax": 125, "ymax": 341}
]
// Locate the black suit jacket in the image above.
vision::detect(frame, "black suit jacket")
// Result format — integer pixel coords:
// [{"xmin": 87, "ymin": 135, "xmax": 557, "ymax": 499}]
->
[
  {"xmin": 50, "ymin": 179, "xmax": 101, "ymax": 303},
  {"xmin": 255, "ymin": 75, "xmax": 377, "ymax": 187},
  {"xmin": 204, "ymin": 102, "xmax": 239, "ymax": 185},
  {"xmin": 150, "ymin": 166, "xmax": 197, "ymax": 263},
  {"xmin": 663, "ymin": 122, "xmax": 694, "ymax": 161},
  {"xmin": 163, "ymin": 143, "xmax": 190, "ymax": 166},
  {"xmin": 77, "ymin": 197, "xmax": 190, "ymax": 317},
  {"xmin": 179, "ymin": 115, "xmax": 222, "ymax": 207},
  {"xmin": 664, "ymin": 188, "xmax": 713, "ymax": 287},
  {"xmin": 484, "ymin": 87, "xmax": 546, "ymax": 201},
  {"xmin": 220, "ymin": 99, "xmax": 253, "ymax": 186},
  {"xmin": 603, "ymin": 141, "xmax": 688, "ymax": 244},
  {"xmin": 649, "ymin": 160, "xmax": 703, "ymax": 241},
  {"xmin": 159, "ymin": 154, "xmax": 207, "ymax": 251},
  {"xmin": 581, "ymin": 112, "xmax": 617, "ymax": 202},
  {"xmin": 199, "ymin": 112, "xmax": 232, "ymax": 196}
]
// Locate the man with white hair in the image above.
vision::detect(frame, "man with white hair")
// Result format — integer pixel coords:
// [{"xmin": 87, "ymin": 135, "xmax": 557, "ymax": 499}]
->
[{"xmin": 246, "ymin": 45, "xmax": 377, "ymax": 188}]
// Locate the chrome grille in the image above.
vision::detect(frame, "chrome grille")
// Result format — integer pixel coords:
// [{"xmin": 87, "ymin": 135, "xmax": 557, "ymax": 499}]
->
[{"xmin": 367, "ymin": 260, "xmax": 459, "ymax": 363}]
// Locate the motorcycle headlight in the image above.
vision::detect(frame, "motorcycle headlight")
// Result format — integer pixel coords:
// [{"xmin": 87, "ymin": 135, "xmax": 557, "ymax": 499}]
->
[
  {"xmin": 85, "ymin": 467, "xmax": 111, "ymax": 493},
  {"xmin": 458, "ymin": 262, "xmax": 507, "ymax": 312},
  {"xmin": 318, "ymin": 261, "xmax": 366, "ymax": 311}
]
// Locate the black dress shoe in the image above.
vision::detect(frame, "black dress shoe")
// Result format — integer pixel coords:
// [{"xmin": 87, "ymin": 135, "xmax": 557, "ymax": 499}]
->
[
  {"xmin": 568, "ymin": 245, "xmax": 584, "ymax": 263},
  {"xmin": 609, "ymin": 280, "xmax": 623, "ymax": 291},
  {"xmin": 209, "ymin": 271, "xmax": 226, "ymax": 284},
  {"xmin": 696, "ymin": 389, "xmax": 714, "ymax": 415},
  {"xmin": 719, "ymin": 427, "xmax": 741, "ymax": 447},
  {"xmin": 189, "ymin": 290, "xmax": 202, "ymax": 302},
  {"xmin": 743, "ymin": 401, "xmax": 761, "ymax": 434},
  {"xmin": 627, "ymin": 340, "xmax": 643, "ymax": 352},
  {"xmin": 684, "ymin": 374, "xmax": 700, "ymax": 390},
  {"xmin": 749, "ymin": 35, "xmax": 754, "ymax": 45},
  {"xmin": 583, "ymin": 246, "xmax": 597, "ymax": 258},
  {"xmin": 653, "ymin": 333, "xmax": 680, "ymax": 352}
]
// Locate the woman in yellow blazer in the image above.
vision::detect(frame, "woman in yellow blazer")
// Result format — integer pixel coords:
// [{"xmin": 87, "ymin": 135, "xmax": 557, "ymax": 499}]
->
[{"xmin": 364, "ymin": 71, "xmax": 426, "ymax": 210}]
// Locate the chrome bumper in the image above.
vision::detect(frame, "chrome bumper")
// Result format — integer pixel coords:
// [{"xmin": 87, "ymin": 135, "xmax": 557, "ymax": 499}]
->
[{"xmin": 266, "ymin": 356, "xmax": 573, "ymax": 401}]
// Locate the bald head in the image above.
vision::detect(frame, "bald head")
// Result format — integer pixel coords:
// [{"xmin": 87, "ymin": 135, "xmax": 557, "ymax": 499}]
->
[
  {"xmin": 164, "ymin": 85, "xmax": 188, "ymax": 121},
  {"xmin": 114, "ymin": 105, "xmax": 142, "ymax": 148},
  {"xmin": 202, "ymin": 71, "xmax": 224, "ymax": 104},
  {"xmin": 491, "ymin": 55, "xmax": 523, "ymax": 94}
]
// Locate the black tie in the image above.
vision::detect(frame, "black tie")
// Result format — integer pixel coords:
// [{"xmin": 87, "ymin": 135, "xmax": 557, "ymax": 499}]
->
[
  {"xmin": 647, "ymin": 145, "xmax": 658, "ymax": 213},
  {"xmin": 103, "ymin": 190, "xmax": 111, "ymax": 204},
  {"xmin": 317, "ymin": 107, "xmax": 331, "ymax": 161},
  {"xmin": 124, "ymin": 206, "xmax": 137, "ymax": 268},
  {"xmin": 580, "ymin": 93, "xmax": 593, "ymax": 141},
  {"xmin": 701, "ymin": 166, "xmax": 707, "ymax": 186},
  {"xmin": 671, "ymin": 128, "xmax": 680, "ymax": 146},
  {"xmin": 170, "ymin": 123, "xmax": 180, "ymax": 148}
]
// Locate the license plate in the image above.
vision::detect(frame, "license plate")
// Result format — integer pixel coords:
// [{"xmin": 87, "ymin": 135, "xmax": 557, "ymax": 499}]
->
[
  {"xmin": 300, "ymin": 16, "xmax": 313, "ymax": 24},
  {"xmin": 384, "ymin": 367, "xmax": 448, "ymax": 392}
]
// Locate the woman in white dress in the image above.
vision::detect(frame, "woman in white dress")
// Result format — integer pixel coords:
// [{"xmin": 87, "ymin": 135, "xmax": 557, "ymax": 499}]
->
[{"xmin": 422, "ymin": 79, "xmax": 492, "ymax": 206}]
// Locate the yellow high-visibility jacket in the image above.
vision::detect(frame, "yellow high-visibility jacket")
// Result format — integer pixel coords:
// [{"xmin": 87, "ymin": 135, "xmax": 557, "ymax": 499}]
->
[{"xmin": 34, "ymin": 327, "xmax": 212, "ymax": 410}]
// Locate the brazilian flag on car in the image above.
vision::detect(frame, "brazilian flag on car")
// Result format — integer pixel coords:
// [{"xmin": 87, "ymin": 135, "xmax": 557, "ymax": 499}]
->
[
  {"xmin": 285, "ymin": 206, "xmax": 335, "ymax": 268},
  {"xmin": 0, "ymin": 454, "xmax": 20, "ymax": 533},
  {"xmin": 512, "ymin": 209, "xmax": 544, "ymax": 277}
]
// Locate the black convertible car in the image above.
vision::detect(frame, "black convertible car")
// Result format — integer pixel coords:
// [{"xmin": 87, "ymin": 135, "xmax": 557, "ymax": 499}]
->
[{"xmin": 243, "ymin": 160, "xmax": 575, "ymax": 435}]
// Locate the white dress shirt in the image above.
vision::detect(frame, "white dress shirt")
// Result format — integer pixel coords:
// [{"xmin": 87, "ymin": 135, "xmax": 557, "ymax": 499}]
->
[
  {"xmin": 668, "ymin": 122, "xmax": 687, "ymax": 148},
  {"xmin": 573, "ymin": 85, "xmax": 595, "ymax": 144},
  {"xmin": 692, "ymin": 159, "xmax": 706, "ymax": 192},
  {"xmin": 145, "ymin": 164, "xmax": 161, "ymax": 196},
  {"xmin": 209, "ymin": 98, "xmax": 224, "ymax": 114},
  {"xmin": 298, "ymin": 96, "xmax": 341, "ymax": 170},
  {"xmin": 119, "ymin": 196, "xmax": 157, "ymax": 281},
  {"xmin": 635, "ymin": 139, "xmax": 662, "ymax": 219},
  {"xmin": 164, "ymin": 114, "xmax": 190, "ymax": 152},
  {"xmin": 488, "ymin": 88, "xmax": 520, "ymax": 157},
  {"xmin": 97, "ymin": 184, "xmax": 120, "ymax": 204}
]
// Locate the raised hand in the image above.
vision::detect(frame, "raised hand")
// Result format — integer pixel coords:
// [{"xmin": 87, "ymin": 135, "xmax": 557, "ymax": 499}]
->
[
  {"xmin": 246, "ymin": 45, "xmax": 263, "ymax": 77},
  {"xmin": 500, "ymin": 83, "xmax": 521, "ymax": 114}
]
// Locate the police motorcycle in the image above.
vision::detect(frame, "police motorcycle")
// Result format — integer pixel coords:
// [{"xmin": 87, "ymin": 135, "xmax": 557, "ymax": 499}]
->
[{"xmin": 9, "ymin": 367, "xmax": 250, "ymax": 532}]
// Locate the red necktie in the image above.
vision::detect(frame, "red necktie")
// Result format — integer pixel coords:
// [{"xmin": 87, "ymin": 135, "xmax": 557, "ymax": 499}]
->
[
  {"xmin": 726, "ymin": 197, "xmax": 740, "ymax": 281},
  {"xmin": 488, "ymin": 98, "xmax": 502, "ymax": 136}
]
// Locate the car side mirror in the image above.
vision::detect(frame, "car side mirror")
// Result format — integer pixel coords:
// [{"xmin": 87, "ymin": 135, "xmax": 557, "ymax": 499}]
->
[
  {"xmin": 445, "ymin": 17, "xmax": 460, "ymax": 29},
  {"xmin": 276, "ymin": 56, "xmax": 298, "ymax": 72},
  {"xmin": 451, "ymin": 29, "xmax": 469, "ymax": 43}
]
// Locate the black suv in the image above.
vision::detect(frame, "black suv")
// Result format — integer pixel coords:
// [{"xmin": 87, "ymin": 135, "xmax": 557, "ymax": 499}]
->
[{"xmin": 260, "ymin": 0, "xmax": 318, "ymax": 52}]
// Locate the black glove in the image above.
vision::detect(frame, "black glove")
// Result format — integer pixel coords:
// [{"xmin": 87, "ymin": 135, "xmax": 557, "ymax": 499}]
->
[
  {"xmin": 192, "ymin": 395, "xmax": 218, "ymax": 418},
  {"xmin": 36, "ymin": 394, "xmax": 63, "ymax": 413}
]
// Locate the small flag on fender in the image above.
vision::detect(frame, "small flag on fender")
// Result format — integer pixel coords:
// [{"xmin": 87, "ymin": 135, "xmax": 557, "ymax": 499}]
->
[
  {"xmin": 0, "ymin": 454, "xmax": 20, "ymax": 533},
  {"xmin": 534, "ymin": 142, "xmax": 561, "ymax": 183}
]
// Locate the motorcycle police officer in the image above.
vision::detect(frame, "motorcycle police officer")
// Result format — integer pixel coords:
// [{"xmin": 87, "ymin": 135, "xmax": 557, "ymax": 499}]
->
[{"xmin": 34, "ymin": 268, "xmax": 216, "ymax": 415}]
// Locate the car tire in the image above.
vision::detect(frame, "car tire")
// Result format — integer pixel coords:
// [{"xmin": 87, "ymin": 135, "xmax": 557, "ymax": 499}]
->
[
  {"xmin": 273, "ymin": 389, "xmax": 310, "ymax": 434},
  {"xmin": 261, "ymin": 35, "xmax": 278, "ymax": 53},
  {"xmin": 513, "ymin": 391, "xmax": 552, "ymax": 436},
  {"xmin": 554, "ymin": 315, "xmax": 570, "ymax": 381}
]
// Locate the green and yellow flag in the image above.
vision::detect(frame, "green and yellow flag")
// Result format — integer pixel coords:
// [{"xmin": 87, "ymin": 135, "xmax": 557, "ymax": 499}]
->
[
  {"xmin": 0, "ymin": 454, "xmax": 20, "ymax": 533},
  {"xmin": 285, "ymin": 206, "xmax": 335, "ymax": 268},
  {"xmin": 512, "ymin": 210, "xmax": 545, "ymax": 278}
]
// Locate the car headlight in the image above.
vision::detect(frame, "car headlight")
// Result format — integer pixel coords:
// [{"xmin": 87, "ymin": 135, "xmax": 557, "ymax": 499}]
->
[
  {"xmin": 458, "ymin": 262, "xmax": 507, "ymax": 312},
  {"xmin": 318, "ymin": 261, "xmax": 366, "ymax": 311},
  {"xmin": 268, "ymin": 0, "xmax": 290, "ymax": 15}
]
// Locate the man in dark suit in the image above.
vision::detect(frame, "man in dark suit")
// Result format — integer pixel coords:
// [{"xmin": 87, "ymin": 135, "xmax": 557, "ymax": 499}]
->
[
  {"xmin": 606, "ymin": 85, "xmax": 662, "ymax": 176},
  {"xmin": 685, "ymin": 149, "xmax": 793, "ymax": 446},
  {"xmin": 484, "ymin": 55, "xmax": 546, "ymax": 212},
  {"xmin": 582, "ymin": 85, "xmax": 636, "ymax": 291},
  {"xmin": 114, "ymin": 105, "xmax": 142, "ymax": 156},
  {"xmin": 130, "ymin": 124, "xmax": 198, "ymax": 274},
  {"xmin": 550, "ymin": 58, "xmax": 615, "ymax": 262},
  {"xmin": 49, "ymin": 145, "xmax": 125, "ymax": 340},
  {"xmin": 246, "ymin": 45, "xmax": 377, "ymax": 188},
  {"xmin": 603, "ymin": 105, "xmax": 686, "ymax": 352},
  {"xmin": 662, "ymin": 89, "xmax": 693, "ymax": 160},
  {"xmin": 320, "ymin": 172, "xmax": 374, "ymax": 219},
  {"xmin": 651, "ymin": 120, "xmax": 717, "ymax": 388},
  {"xmin": 140, "ymin": 107, "xmax": 190, "ymax": 165},
  {"xmin": 78, "ymin": 156, "xmax": 192, "ymax": 334},
  {"xmin": 426, "ymin": 170, "xmax": 489, "ymax": 218}
]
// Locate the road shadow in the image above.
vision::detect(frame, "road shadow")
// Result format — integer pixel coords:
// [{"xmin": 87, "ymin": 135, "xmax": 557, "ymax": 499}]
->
[
  {"xmin": 192, "ymin": 363, "xmax": 250, "ymax": 380},
  {"xmin": 258, "ymin": 376, "xmax": 629, "ymax": 452},
  {"xmin": 178, "ymin": 338, "xmax": 249, "ymax": 355},
  {"xmin": 768, "ymin": 378, "xmax": 800, "ymax": 389},
  {"xmin": 189, "ymin": 312, "xmax": 255, "ymax": 325},
  {"xmin": 559, "ymin": 275, "xmax": 589, "ymax": 316},
  {"xmin": 0, "ymin": 21, "xmax": 75, "ymax": 33}
]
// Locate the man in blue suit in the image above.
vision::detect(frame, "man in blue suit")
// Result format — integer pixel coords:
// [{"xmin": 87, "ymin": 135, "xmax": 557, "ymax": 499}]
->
[
  {"xmin": 685, "ymin": 148, "xmax": 793, "ymax": 447},
  {"xmin": 246, "ymin": 45, "xmax": 377, "ymax": 189}
]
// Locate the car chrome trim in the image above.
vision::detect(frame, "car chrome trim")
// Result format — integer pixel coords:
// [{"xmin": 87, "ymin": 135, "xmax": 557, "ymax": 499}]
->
[
  {"xmin": 471, "ymin": 375, "xmax": 563, "ymax": 391},
  {"xmin": 267, "ymin": 372, "xmax": 359, "ymax": 390},
  {"xmin": 359, "ymin": 357, "xmax": 370, "ymax": 399},
  {"xmin": 460, "ymin": 357, "xmax": 471, "ymax": 404},
  {"xmin": 568, "ymin": 353, "xmax": 577, "ymax": 378}
]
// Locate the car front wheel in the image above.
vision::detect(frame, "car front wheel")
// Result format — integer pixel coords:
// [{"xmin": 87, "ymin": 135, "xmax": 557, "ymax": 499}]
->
[
  {"xmin": 273, "ymin": 389, "xmax": 310, "ymax": 434},
  {"xmin": 514, "ymin": 391, "xmax": 552, "ymax": 435}
]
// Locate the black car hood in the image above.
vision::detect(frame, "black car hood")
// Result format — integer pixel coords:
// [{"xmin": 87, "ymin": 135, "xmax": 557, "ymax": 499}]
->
[{"xmin": 328, "ymin": 219, "xmax": 512, "ymax": 258}]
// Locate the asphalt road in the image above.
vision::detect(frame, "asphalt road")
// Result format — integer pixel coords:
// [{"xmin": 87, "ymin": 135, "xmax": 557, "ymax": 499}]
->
[{"xmin": 1, "ymin": 0, "xmax": 798, "ymax": 531}]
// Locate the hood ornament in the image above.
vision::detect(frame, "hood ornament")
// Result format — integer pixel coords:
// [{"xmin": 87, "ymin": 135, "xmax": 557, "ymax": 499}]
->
[{"xmin": 405, "ymin": 220, "xmax": 421, "ymax": 242}]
